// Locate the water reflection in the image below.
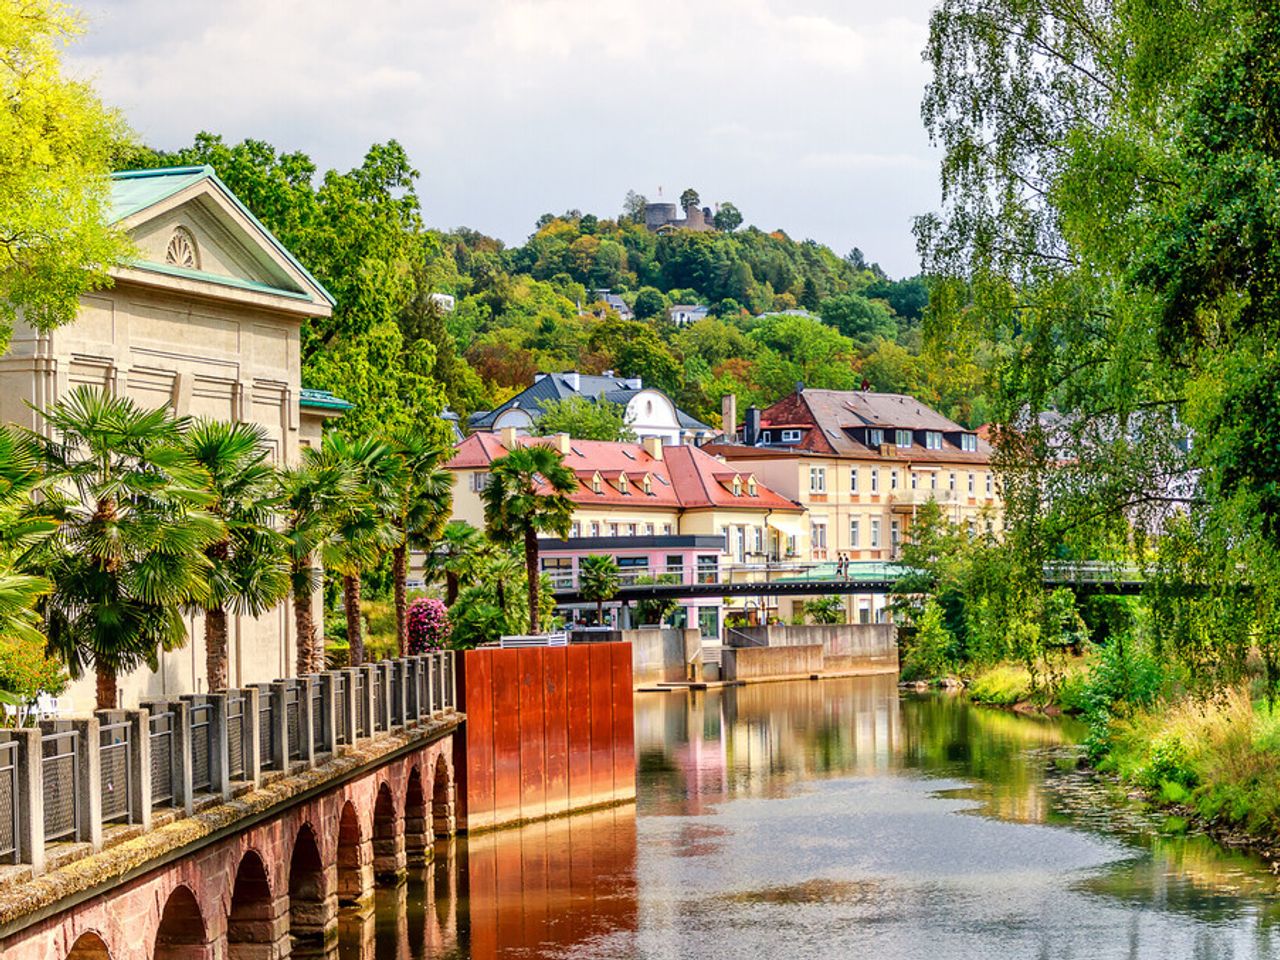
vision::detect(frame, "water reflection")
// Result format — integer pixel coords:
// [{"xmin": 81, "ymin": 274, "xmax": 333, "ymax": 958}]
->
[{"xmin": 370, "ymin": 676, "xmax": 1279, "ymax": 959}]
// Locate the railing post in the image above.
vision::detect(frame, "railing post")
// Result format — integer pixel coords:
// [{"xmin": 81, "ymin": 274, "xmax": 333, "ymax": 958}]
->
[
  {"xmin": 208, "ymin": 693, "xmax": 231, "ymax": 801},
  {"xmin": 446, "ymin": 651, "xmax": 457, "ymax": 710},
  {"xmin": 359, "ymin": 665, "xmax": 376, "ymax": 738},
  {"xmin": 269, "ymin": 682, "xmax": 290, "ymax": 775},
  {"xmin": 69, "ymin": 717, "xmax": 103, "ymax": 851},
  {"xmin": 391, "ymin": 659, "xmax": 408, "ymax": 727},
  {"xmin": 422, "ymin": 654, "xmax": 436, "ymax": 717},
  {"xmin": 13, "ymin": 729, "xmax": 44, "ymax": 874},
  {"xmin": 297, "ymin": 676, "xmax": 316, "ymax": 769},
  {"xmin": 171, "ymin": 700, "xmax": 194, "ymax": 815},
  {"xmin": 404, "ymin": 657, "xmax": 419, "ymax": 722},
  {"xmin": 242, "ymin": 686, "xmax": 262, "ymax": 787},
  {"xmin": 376, "ymin": 662, "xmax": 392, "ymax": 732},
  {"xmin": 126, "ymin": 709, "xmax": 151, "ymax": 829},
  {"xmin": 342, "ymin": 668, "xmax": 360, "ymax": 746},
  {"xmin": 318, "ymin": 673, "xmax": 339, "ymax": 755}
]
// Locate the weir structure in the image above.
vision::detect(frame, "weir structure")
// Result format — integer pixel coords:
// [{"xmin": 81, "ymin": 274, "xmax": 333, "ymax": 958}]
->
[{"xmin": 0, "ymin": 651, "xmax": 461, "ymax": 960}]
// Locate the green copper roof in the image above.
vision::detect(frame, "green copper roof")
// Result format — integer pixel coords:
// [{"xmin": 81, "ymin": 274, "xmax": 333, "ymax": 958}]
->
[
  {"xmin": 299, "ymin": 388, "xmax": 354, "ymax": 412},
  {"xmin": 109, "ymin": 166, "xmax": 336, "ymax": 307}
]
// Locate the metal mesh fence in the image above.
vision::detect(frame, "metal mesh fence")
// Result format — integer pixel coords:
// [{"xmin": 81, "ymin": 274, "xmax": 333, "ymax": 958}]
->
[
  {"xmin": 311, "ymin": 684, "xmax": 323, "ymax": 752},
  {"xmin": 356, "ymin": 674, "xmax": 369, "ymax": 737},
  {"xmin": 190, "ymin": 704, "xmax": 212, "ymax": 793},
  {"xmin": 392, "ymin": 666, "xmax": 403, "ymax": 724},
  {"xmin": 286, "ymin": 686, "xmax": 300, "ymax": 759},
  {"xmin": 150, "ymin": 712, "xmax": 175, "ymax": 806},
  {"xmin": 99, "ymin": 721, "xmax": 132, "ymax": 824},
  {"xmin": 227, "ymin": 695, "xmax": 245, "ymax": 780},
  {"xmin": 374, "ymin": 672, "xmax": 386, "ymax": 730},
  {"xmin": 0, "ymin": 739, "xmax": 16, "ymax": 862},
  {"xmin": 259, "ymin": 693, "xmax": 275, "ymax": 769},
  {"xmin": 336, "ymin": 675, "xmax": 349, "ymax": 745},
  {"xmin": 41, "ymin": 730, "xmax": 78, "ymax": 842}
]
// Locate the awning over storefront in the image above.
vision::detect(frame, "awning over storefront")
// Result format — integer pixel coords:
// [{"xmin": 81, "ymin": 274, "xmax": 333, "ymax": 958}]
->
[{"xmin": 766, "ymin": 512, "xmax": 807, "ymax": 540}]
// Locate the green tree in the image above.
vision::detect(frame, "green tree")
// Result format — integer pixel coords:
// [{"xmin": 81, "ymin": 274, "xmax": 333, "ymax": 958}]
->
[
  {"xmin": 428, "ymin": 521, "xmax": 486, "ymax": 606},
  {"xmin": 534, "ymin": 395, "xmax": 636, "ymax": 442},
  {"xmin": 481, "ymin": 445, "xmax": 577, "ymax": 635},
  {"xmin": 818, "ymin": 293, "xmax": 897, "ymax": 348},
  {"xmin": 632, "ymin": 286, "xmax": 668, "ymax": 321},
  {"xmin": 679, "ymin": 188, "xmax": 701, "ymax": 212},
  {"xmin": 0, "ymin": 2, "xmax": 130, "ymax": 350},
  {"xmin": 806, "ymin": 595, "xmax": 845, "ymax": 625},
  {"xmin": 622, "ymin": 190, "xmax": 648, "ymax": 224},
  {"xmin": 578, "ymin": 554, "xmax": 620, "ymax": 624},
  {"xmin": 713, "ymin": 202, "xmax": 743, "ymax": 232},
  {"xmin": 34, "ymin": 387, "xmax": 222, "ymax": 709},
  {"xmin": 183, "ymin": 420, "xmax": 290, "ymax": 691}
]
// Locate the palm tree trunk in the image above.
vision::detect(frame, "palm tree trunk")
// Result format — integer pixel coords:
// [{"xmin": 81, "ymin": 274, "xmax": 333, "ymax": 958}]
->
[
  {"xmin": 393, "ymin": 543, "xmax": 409, "ymax": 656},
  {"xmin": 597, "ymin": 599, "xmax": 604, "ymax": 624},
  {"xmin": 525, "ymin": 527, "xmax": 540, "ymax": 635},
  {"xmin": 293, "ymin": 575, "xmax": 315, "ymax": 677},
  {"xmin": 205, "ymin": 607, "xmax": 229, "ymax": 692},
  {"xmin": 445, "ymin": 571, "xmax": 459, "ymax": 607},
  {"xmin": 345, "ymin": 574, "xmax": 365, "ymax": 666},
  {"xmin": 95, "ymin": 664, "xmax": 117, "ymax": 711}
]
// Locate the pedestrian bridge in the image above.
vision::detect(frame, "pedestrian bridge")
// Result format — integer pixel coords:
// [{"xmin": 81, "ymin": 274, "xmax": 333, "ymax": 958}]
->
[{"xmin": 0, "ymin": 652, "xmax": 462, "ymax": 960}]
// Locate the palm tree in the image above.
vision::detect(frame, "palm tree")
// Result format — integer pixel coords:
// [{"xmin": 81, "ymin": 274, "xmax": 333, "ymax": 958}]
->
[
  {"xmin": 428, "ymin": 521, "xmax": 485, "ymax": 606},
  {"xmin": 481, "ymin": 444, "xmax": 577, "ymax": 635},
  {"xmin": 317, "ymin": 434, "xmax": 400, "ymax": 667},
  {"xmin": 279, "ymin": 450, "xmax": 360, "ymax": 675},
  {"xmin": 33, "ymin": 386, "xmax": 223, "ymax": 709},
  {"xmin": 383, "ymin": 432, "xmax": 452, "ymax": 655},
  {"xmin": 183, "ymin": 420, "xmax": 290, "ymax": 691},
  {"xmin": 578, "ymin": 554, "xmax": 620, "ymax": 626}
]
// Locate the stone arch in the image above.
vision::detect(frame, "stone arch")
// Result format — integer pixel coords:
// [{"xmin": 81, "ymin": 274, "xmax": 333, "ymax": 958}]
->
[
  {"xmin": 431, "ymin": 756, "xmax": 456, "ymax": 839},
  {"xmin": 336, "ymin": 800, "xmax": 371, "ymax": 905},
  {"xmin": 404, "ymin": 765, "xmax": 429, "ymax": 867},
  {"xmin": 64, "ymin": 931, "xmax": 111, "ymax": 960},
  {"xmin": 288, "ymin": 822, "xmax": 334, "ymax": 949},
  {"xmin": 228, "ymin": 849, "xmax": 285, "ymax": 960},
  {"xmin": 372, "ymin": 780, "xmax": 405, "ymax": 885},
  {"xmin": 153, "ymin": 884, "xmax": 209, "ymax": 960}
]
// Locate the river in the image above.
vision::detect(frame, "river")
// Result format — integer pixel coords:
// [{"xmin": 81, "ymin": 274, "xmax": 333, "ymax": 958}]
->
[{"xmin": 347, "ymin": 675, "xmax": 1280, "ymax": 959}]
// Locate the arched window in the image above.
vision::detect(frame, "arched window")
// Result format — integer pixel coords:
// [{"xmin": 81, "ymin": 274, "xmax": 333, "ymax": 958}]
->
[{"xmin": 164, "ymin": 226, "xmax": 199, "ymax": 269}]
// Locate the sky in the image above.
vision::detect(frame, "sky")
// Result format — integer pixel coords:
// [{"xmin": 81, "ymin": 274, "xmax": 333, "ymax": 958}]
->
[{"xmin": 68, "ymin": 0, "xmax": 941, "ymax": 279}]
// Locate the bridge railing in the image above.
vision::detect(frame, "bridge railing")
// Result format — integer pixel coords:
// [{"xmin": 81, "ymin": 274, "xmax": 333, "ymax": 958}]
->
[{"xmin": 0, "ymin": 650, "xmax": 457, "ymax": 877}]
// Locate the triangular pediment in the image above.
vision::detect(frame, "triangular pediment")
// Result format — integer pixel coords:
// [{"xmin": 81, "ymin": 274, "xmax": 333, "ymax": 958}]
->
[{"xmin": 109, "ymin": 168, "xmax": 334, "ymax": 312}]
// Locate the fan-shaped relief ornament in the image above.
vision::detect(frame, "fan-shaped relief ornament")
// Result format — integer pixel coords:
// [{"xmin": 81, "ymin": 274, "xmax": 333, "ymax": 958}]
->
[{"xmin": 165, "ymin": 227, "xmax": 199, "ymax": 269}]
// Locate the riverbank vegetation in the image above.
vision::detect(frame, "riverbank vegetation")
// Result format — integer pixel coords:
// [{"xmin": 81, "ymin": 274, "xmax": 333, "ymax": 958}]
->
[{"xmin": 905, "ymin": 0, "xmax": 1280, "ymax": 852}]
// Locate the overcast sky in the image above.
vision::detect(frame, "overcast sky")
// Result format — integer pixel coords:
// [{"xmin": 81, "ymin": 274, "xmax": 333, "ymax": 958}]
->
[{"xmin": 69, "ymin": 0, "xmax": 940, "ymax": 278}]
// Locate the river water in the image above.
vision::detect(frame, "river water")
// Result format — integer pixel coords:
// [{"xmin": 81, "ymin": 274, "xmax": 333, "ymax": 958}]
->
[{"xmin": 349, "ymin": 675, "xmax": 1280, "ymax": 959}]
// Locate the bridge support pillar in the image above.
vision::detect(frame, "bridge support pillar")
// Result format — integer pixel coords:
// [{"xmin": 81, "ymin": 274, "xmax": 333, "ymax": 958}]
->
[
  {"xmin": 433, "ymin": 779, "xmax": 456, "ymax": 839},
  {"xmin": 338, "ymin": 834, "xmax": 374, "ymax": 907},
  {"xmin": 290, "ymin": 865, "xmax": 339, "ymax": 954},
  {"xmin": 228, "ymin": 884, "xmax": 292, "ymax": 960},
  {"xmin": 372, "ymin": 830, "xmax": 406, "ymax": 887}
]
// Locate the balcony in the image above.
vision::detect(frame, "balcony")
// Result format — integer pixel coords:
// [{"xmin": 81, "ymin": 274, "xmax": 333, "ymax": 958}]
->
[{"xmin": 887, "ymin": 488, "xmax": 959, "ymax": 512}]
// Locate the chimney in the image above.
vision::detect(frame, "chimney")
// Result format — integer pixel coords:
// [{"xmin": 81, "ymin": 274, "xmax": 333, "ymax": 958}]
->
[
  {"xmin": 642, "ymin": 436, "xmax": 664, "ymax": 460},
  {"xmin": 555, "ymin": 432, "xmax": 572, "ymax": 454},
  {"xmin": 564, "ymin": 371, "xmax": 580, "ymax": 391},
  {"xmin": 744, "ymin": 407, "xmax": 762, "ymax": 446},
  {"xmin": 722, "ymin": 393, "xmax": 738, "ymax": 439},
  {"xmin": 499, "ymin": 426, "xmax": 519, "ymax": 448}
]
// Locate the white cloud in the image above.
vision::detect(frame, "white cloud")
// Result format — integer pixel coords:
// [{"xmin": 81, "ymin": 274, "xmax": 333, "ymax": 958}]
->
[{"xmin": 69, "ymin": 0, "xmax": 939, "ymax": 276}]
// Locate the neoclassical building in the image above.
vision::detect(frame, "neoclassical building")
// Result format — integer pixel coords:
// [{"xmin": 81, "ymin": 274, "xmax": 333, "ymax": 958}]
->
[{"xmin": 0, "ymin": 166, "xmax": 338, "ymax": 711}]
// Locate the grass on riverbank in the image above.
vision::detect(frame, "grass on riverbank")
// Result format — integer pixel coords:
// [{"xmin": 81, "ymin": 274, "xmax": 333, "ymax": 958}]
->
[{"xmin": 965, "ymin": 658, "xmax": 1091, "ymax": 711}]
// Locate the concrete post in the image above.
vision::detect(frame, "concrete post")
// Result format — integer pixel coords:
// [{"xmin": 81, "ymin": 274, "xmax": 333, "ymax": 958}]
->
[
  {"xmin": 241, "ymin": 686, "xmax": 262, "ymax": 788},
  {"xmin": 66, "ymin": 717, "xmax": 103, "ymax": 851},
  {"xmin": 318, "ymin": 673, "xmax": 339, "ymax": 755},
  {"xmin": 171, "ymin": 700, "xmax": 194, "ymax": 815},
  {"xmin": 297, "ymin": 676, "xmax": 316, "ymax": 769},
  {"xmin": 376, "ymin": 663, "xmax": 393, "ymax": 733},
  {"xmin": 358, "ymin": 665, "xmax": 375, "ymax": 739},
  {"xmin": 206, "ymin": 693, "xmax": 232, "ymax": 801},
  {"xmin": 125, "ymin": 709, "xmax": 151, "ymax": 829},
  {"xmin": 11, "ymin": 728, "xmax": 44, "ymax": 874},
  {"xmin": 341, "ymin": 668, "xmax": 360, "ymax": 748},
  {"xmin": 269, "ymin": 681, "xmax": 290, "ymax": 775},
  {"xmin": 444, "ymin": 652, "xmax": 457, "ymax": 711},
  {"xmin": 404, "ymin": 657, "xmax": 419, "ymax": 723},
  {"xmin": 424, "ymin": 653, "xmax": 436, "ymax": 717}
]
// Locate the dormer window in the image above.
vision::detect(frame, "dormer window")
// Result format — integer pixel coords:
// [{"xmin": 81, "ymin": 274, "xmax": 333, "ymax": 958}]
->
[
  {"xmin": 618, "ymin": 473, "xmax": 629, "ymax": 494},
  {"xmin": 780, "ymin": 429, "xmax": 802, "ymax": 443},
  {"xmin": 747, "ymin": 476, "xmax": 758, "ymax": 497},
  {"xmin": 960, "ymin": 432, "xmax": 978, "ymax": 452},
  {"xmin": 895, "ymin": 429, "xmax": 912, "ymax": 447},
  {"xmin": 592, "ymin": 473, "xmax": 603, "ymax": 495},
  {"xmin": 867, "ymin": 428, "xmax": 884, "ymax": 447},
  {"xmin": 165, "ymin": 226, "xmax": 199, "ymax": 269},
  {"xmin": 925, "ymin": 431, "xmax": 943, "ymax": 450},
  {"xmin": 732, "ymin": 476, "xmax": 742, "ymax": 497},
  {"xmin": 642, "ymin": 474, "xmax": 652, "ymax": 495}
]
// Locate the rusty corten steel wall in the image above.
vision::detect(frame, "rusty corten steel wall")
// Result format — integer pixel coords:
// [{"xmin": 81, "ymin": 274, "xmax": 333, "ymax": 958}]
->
[{"xmin": 455, "ymin": 642, "xmax": 635, "ymax": 832}]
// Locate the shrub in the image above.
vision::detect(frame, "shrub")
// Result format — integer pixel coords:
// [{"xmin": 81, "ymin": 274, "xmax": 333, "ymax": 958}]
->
[
  {"xmin": 806, "ymin": 595, "xmax": 844, "ymax": 625},
  {"xmin": 407, "ymin": 598, "xmax": 451, "ymax": 653},
  {"xmin": 901, "ymin": 599, "xmax": 954, "ymax": 681}
]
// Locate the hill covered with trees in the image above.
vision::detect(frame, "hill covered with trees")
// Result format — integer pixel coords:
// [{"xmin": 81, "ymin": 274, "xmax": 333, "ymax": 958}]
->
[{"xmin": 123, "ymin": 134, "xmax": 988, "ymax": 431}]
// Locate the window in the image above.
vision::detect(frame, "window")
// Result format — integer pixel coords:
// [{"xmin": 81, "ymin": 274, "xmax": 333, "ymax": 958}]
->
[
  {"xmin": 624, "ymin": 523, "xmax": 636, "ymax": 536},
  {"xmin": 570, "ymin": 521, "xmax": 580, "ymax": 538},
  {"xmin": 618, "ymin": 474, "xmax": 630, "ymax": 494},
  {"xmin": 609, "ymin": 523, "xmax": 619, "ymax": 536},
  {"xmin": 470, "ymin": 472, "xmax": 490, "ymax": 493},
  {"xmin": 868, "ymin": 428, "xmax": 884, "ymax": 447},
  {"xmin": 967, "ymin": 473, "xmax": 975, "ymax": 495},
  {"xmin": 961, "ymin": 433, "xmax": 978, "ymax": 452},
  {"xmin": 870, "ymin": 469, "xmax": 879, "ymax": 494},
  {"xmin": 985, "ymin": 473, "xmax": 993, "ymax": 496},
  {"xmin": 870, "ymin": 519, "xmax": 881, "ymax": 548},
  {"xmin": 642, "ymin": 475, "xmax": 652, "ymax": 495},
  {"xmin": 590, "ymin": 521, "xmax": 600, "ymax": 537},
  {"xmin": 735, "ymin": 526, "xmax": 747, "ymax": 562},
  {"xmin": 781, "ymin": 429, "xmax": 802, "ymax": 443},
  {"xmin": 949, "ymin": 472, "xmax": 957, "ymax": 492},
  {"xmin": 811, "ymin": 521, "xmax": 827, "ymax": 552},
  {"xmin": 910, "ymin": 471, "xmax": 918, "ymax": 490},
  {"xmin": 644, "ymin": 523, "xmax": 655, "ymax": 535},
  {"xmin": 762, "ymin": 430, "xmax": 773, "ymax": 443},
  {"xmin": 930, "ymin": 473, "xmax": 938, "ymax": 491},
  {"xmin": 618, "ymin": 556, "xmax": 649, "ymax": 582},
  {"xmin": 663, "ymin": 523, "xmax": 674, "ymax": 535},
  {"xmin": 895, "ymin": 429, "xmax": 912, "ymax": 447},
  {"xmin": 753, "ymin": 526, "xmax": 763, "ymax": 554},
  {"xmin": 665, "ymin": 554, "xmax": 684, "ymax": 576},
  {"xmin": 747, "ymin": 476, "xmax": 757, "ymax": 496},
  {"xmin": 850, "ymin": 468, "xmax": 859, "ymax": 494},
  {"xmin": 890, "ymin": 469, "xmax": 899, "ymax": 491},
  {"xmin": 890, "ymin": 520, "xmax": 900, "ymax": 547},
  {"xmin": 925, "ymin": 431, "xmax": 943, "ymax": 450},
  {"xmin": 809, "ymin": 466, "xmax": 827, "ymax": 493},
  {"xmin": 732, "ymin": 476, "xmax": 742, "ymax": 496},
  {"xmin": 849, "ymin": 519, "xmax": 860, "ymax": 547},
  {"xmin": 592, "ymin": 475, "xmax": 603, "ymax": 495},
  {"xmin": 696, "ymin": 554, "xmax": 719, "ymax": 584}
]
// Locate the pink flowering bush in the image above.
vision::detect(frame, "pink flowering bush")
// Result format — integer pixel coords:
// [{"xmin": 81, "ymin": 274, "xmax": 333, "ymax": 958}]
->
[{"xmin": 407, "ymin": 597, "xmax": 451, "ymax": 653}]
